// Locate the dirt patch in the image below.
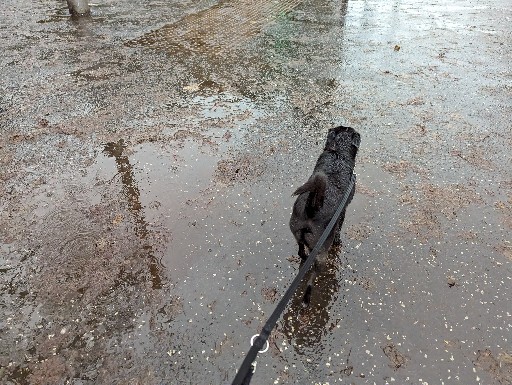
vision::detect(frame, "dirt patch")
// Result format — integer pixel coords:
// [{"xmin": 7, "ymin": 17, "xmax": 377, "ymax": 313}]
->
[
  {"xmin": 457, "ymin": 230, "xmax": 479, "ymax": 241},
  {"xmin": 400, "ymin": 182, "xmax": 483, "ymax": 239},
  {"xmin": 382, "ymin": 343, "xmax": 407, "ymax": 369},
  {"xmin": 474, "ymin": 349, "xmax": 512, "ymax": 385},
  {"xmin": 420, "ymin": 183, "xmax": 483, "ymax": 218},
  {"xmin": 495, "ymin": 243, "xmax": 512, "ymax": 262},
  {"xmin": 261, "ymin": 286, "xmax": 278, "ymax": 303},
  {"xmin": 402, "ymin": 207, "xmax": 443, "ymax": 239},
  {"xmin": 172, "ymin": 129, "xmax": 219, "ymax": 149},
  {"xmin": 357, "ymin": 276, "xmax": 376, "ymax": 290},
  {"xmin": 346, "ymin": 223, "xmax": 372, "ymax": 241},
  {"xmin": 494, "ymin": 198, "xmax": 512, "ymax": 230},
  {"xmin": 382, "ymin": 160, "xmax": 428, "ymax": 179},
  {"xmin": 450, "ymin": 148, "xmax": 495, "ymax": 171},
  {"xmin": 355, "ymin": 181, "xmax": 378, "ymax": 197},
  {"xmin": 401, "ymin": 96, "xmax": 426, "ymax": 106},
  {"xmin": 161, "ymin": 295, "xmax": 184, "ymax": 320},
  {"xmin": 27, "ymin": 356, "xmax": 68, "ymax": 385},
  {"xmin": 6, "ymin": 125, "xmax": 83, "ymax": 144},
  {"xmin": 215, "ymin": 153, "xmax": 265, "ymax": 185}
]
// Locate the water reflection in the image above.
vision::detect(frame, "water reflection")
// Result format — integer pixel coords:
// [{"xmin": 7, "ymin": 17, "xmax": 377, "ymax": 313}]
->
[
  {"xmin": 281, "ymin": 248, "xmax": 344, "ymax": 353},
  {"xmin": 126, "ymin": 0, "xmax": 304, "ymax": 55},
  {"xmin": 103, "ymin": 140, "xmax": 163, "ymax": 289},
  {"xmin": 280, "ymin": 0, "xmax": 351, "ymax": 353}
]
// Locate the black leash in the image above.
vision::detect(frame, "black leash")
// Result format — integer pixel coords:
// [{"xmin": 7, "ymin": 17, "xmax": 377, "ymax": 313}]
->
[{"xmin": 231, "ymin": 173, "xmax": 357, "ymax": 385}]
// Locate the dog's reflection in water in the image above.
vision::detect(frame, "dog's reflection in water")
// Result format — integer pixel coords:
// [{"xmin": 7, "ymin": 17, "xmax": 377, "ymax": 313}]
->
[{"xmin": 281, "ymin": 247, "xmax": 345, "ymax": 351}]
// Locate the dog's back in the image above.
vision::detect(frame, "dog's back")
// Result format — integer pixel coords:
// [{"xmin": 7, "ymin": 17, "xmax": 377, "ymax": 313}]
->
[{"xmin": 290, "ymin": 126, "xmax": 360, "ymax": 253}]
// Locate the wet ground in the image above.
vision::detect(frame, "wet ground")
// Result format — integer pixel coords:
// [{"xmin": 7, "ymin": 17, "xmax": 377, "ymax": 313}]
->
[{"xmin": 1, "ymin": 0, "xmax": 511, "ymax": 384}]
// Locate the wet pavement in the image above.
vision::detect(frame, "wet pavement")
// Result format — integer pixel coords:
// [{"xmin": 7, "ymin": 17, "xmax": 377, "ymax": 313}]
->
[{"xmin": 1, "ymin": 0, "xmax": 511, "ymax": 384}]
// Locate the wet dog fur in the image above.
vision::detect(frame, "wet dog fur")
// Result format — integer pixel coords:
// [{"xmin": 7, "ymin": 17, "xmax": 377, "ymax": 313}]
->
[{"xmin": 289, "ymin": 125, "xmax": 360, "ymax": 307}]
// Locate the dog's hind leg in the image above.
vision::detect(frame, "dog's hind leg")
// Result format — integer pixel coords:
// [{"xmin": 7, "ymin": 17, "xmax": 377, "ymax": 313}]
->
[
  {"xmin": 298, "ymin": 242, "xmax": 308, "ymax": 261},
  {"xmin": 297, "ymin": 228, "xmax": 310, "ymax": 261}
]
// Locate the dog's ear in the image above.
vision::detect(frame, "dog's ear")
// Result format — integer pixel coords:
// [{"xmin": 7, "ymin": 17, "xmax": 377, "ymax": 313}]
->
[
  {"xmin": 351, "ymin": 130, "xmax": 361, "ymax": 148},
  {"xmin": 350, "ymin": 131, "xmax": 361, "ymax": 158},
  {"xmin": 324, "ymin": 129, "xmax": 337, "ymax": 152},
  {"xmin": 350, "ymin": 144, "xmax": 358, "ymax": 158}
]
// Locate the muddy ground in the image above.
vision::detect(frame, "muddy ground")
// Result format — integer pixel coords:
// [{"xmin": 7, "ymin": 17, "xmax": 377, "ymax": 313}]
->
[{"xmin": 1, "ymin": 0, "xmax": 511, "ymax": 384}]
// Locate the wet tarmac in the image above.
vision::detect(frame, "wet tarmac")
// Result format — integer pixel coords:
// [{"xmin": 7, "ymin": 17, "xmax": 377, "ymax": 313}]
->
[{"xmin": 1, "ymin": 0, "xmax": 511, "ymax": 384}]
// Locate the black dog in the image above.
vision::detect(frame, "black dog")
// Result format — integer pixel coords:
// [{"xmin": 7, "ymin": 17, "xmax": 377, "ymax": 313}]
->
[{"xmin": 289, "ymin": 125, "xmax": 360, "ymax": 307}]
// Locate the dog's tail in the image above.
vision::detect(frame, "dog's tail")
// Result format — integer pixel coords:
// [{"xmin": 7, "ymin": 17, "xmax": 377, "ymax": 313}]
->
[{"xmin": 292, "ymin": 172, "xmax": 327, "ymax": 216}]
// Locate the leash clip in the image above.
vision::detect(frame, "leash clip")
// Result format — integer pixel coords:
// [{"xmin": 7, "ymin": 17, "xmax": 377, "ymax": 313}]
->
[{"xmin": 250, "ymin": 334, "xmax": 269, "ymax": 353}]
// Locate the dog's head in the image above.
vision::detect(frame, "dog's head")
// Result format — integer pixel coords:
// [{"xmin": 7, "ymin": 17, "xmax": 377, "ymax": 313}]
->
[{"xmin": 324, "ymin": 125, "xmax": 360, "ymax": 158}]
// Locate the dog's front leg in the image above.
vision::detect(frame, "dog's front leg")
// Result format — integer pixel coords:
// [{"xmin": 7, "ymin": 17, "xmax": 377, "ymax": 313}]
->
[
  {"xmin": 333, "ymin": 211, "xmax": 346, "ymax": 246},
  {"xmin": 302, "ymin": 250, "xmax": 328, "ymax": 308}
]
